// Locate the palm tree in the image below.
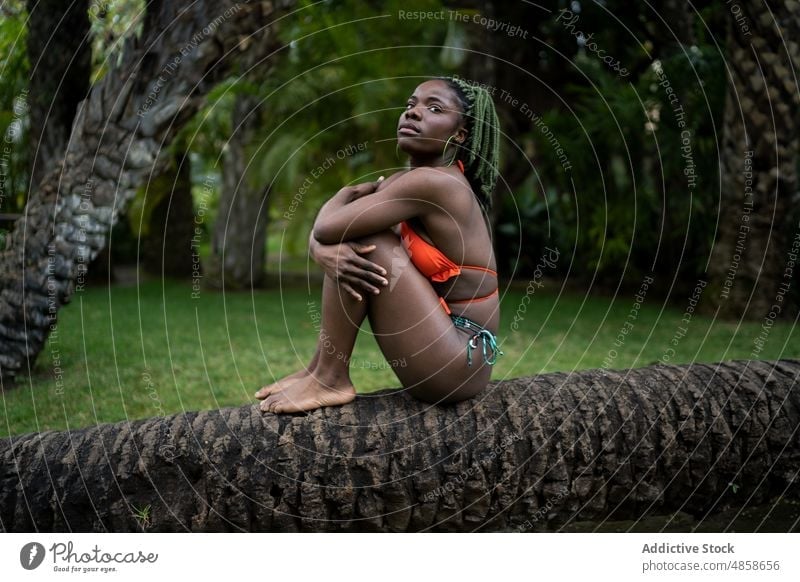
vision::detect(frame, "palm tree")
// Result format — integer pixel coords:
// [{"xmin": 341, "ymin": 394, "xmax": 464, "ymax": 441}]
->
[
  {"xmin": 0, "ymin": 0, "xmax": 295, "ymax": 381},
  {"xmin": 26, "ymin": 0, "xmax": 91, "ymax": 189},
  {"xmin": 1, "ymin": 359, "xmax": 797, "ymax": 532},
  {"xmin": 707, "ymin": 1, "xmax": 800, "ymax": 319}
]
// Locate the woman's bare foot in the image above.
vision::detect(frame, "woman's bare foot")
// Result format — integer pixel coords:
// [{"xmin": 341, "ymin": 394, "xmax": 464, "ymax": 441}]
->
[
  {"xmin": 259, "ymin": 372, "xmax": 356, "ymax": 414},
  {"xmin": 254, "ymin": 367, "xmax": 312, "ymax": 400}
]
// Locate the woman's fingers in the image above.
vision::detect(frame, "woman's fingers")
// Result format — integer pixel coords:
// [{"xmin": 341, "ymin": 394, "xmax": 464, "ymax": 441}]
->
[
  {"xmin": 354, "ymin": 261, "xmax": 389, "ymax": 287},
  {"xmin": 349, "ymin": 244, "xmax": 387, "ymax": 282},
  {"xmin": 339, "ymin": 241, "xmax": 388, "ymax": 294},
  {"xmin": 346, "ymin": 273, "xmax": 381, "ymax": 296},
  {"xmin": 350, "ymin": 244, "xmax": 387, "ymax": 275},
  {"xmin": 339, "ymin": 281, "xmax": 362, "ymax": 302},
  {"xmin": 346, "ymin": 246, "xmax": 388, "ymax": 287},
  {"xmin": 351, "ymin": 242, "xmax": 378, "ymax": 255},
  {"xmin": 354, "ymin": 255, "xmax": 387, "ymax": 275}
]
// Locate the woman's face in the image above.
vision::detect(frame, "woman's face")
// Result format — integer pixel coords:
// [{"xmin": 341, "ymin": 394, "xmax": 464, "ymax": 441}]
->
[{"xmin": 397, "ymin": 80, "xmax": 466, "ymax": 159}]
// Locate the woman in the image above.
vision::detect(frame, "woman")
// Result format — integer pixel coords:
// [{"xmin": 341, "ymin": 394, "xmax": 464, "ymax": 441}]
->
[{"xmin": 256, "ymin": 76, "xmax": 503, "ymax": 414}]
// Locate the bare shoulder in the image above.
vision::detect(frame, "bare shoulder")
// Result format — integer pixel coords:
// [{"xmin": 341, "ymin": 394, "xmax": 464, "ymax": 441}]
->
[{"xmin": 386, "ymin": 166, "xmax": 471, "ymax": 205}]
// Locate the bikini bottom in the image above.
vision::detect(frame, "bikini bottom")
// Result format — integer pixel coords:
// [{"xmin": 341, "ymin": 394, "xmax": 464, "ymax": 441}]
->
[
  {"xmin": 436, "ymin": 289, "xmax": 502, "ymax": 367},
  {"xmin": 448, "ymin": 312, "xmax": 504, "ymax": 367}
]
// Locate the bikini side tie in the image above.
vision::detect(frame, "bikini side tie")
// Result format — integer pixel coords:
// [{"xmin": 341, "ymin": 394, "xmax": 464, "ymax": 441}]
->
[{"xmin": 450, "ymin": 314, "xmax": 505, "ymax": 367}]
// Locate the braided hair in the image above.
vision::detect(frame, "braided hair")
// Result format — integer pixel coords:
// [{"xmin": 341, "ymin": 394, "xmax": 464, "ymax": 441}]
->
[{"xmin": 437, "ymin": 75, "xmax": 501, "ymax": 214}]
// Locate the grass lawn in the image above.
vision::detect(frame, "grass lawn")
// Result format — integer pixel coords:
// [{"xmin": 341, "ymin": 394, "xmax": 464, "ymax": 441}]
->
[{"xmin": 2, "ymin": 276, "xmax": 797, "ymax": 438}]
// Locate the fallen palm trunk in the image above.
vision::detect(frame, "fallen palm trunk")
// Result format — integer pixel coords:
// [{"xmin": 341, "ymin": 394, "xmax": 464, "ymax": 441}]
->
[{"xmin": 1, "ymin": 358, "xmax": 798, "ymax": 532}]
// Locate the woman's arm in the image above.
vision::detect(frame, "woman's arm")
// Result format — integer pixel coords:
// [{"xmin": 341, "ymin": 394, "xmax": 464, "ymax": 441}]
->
[
  {"xmin": 308, "ymin": 222, "xmax": 389, "ymax": 301},
  {"xmin": 313, "ymin": 168, "xmax": 457, "ymax": 245}
]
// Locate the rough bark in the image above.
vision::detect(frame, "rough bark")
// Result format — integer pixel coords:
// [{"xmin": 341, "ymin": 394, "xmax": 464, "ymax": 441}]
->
[
  {"xmin": 26, "ymin": 0, "xmax": 91, "ymax": 189},
  {"xmin": 0, "ymin": 0, "xmax": 294, "ymax": 380},
  {"xmin": 205, "ymin": 92, "xmax": 271, "ymax": 289},
  {"xmin": 706, "ymin": 2, "xmax": 800, "ymax": 319},
  {"xmin": 1, "ymin": 359, "xmax": 798, "ymax": 532}
]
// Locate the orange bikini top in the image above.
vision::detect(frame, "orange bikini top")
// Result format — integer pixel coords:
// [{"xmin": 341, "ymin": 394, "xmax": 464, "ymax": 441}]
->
[{"xmin": 399, "ymin": 160, "xmax": 497, "ymax": 283}]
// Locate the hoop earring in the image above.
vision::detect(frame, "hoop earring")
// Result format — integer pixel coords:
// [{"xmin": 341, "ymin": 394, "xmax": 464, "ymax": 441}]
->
[{"xmin": 442, "ymin": 135, "xmax": 458, "ymax": 166}]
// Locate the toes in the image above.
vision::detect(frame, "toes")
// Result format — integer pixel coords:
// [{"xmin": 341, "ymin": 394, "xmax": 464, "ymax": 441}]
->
[
  {"xmin": 255, "ymin": 385, "xmax": 276, "ymax": 399},
  {"xmin": 262, "ymin": 393, "xmax": 283, "ymax": 412},
  {"xmin": 271, "ymin": 396, "xmax": 290, "ymax": 412},
  {"xmin": 262, "ymin": 388, "xmax": 277, "ymax": 399},
  {"xmin": 269, "ymin": 401, "xmax": 285, "ymax": 414},
  {"xmin": 269, "ymin": 394, "xmax": 296, "ymax": 414}
]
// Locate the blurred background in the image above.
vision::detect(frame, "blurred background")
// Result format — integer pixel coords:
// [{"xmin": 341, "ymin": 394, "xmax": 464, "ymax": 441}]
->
[{"xmin": 1, "ymin": 0, "xmax": 798, "ymax": 435}]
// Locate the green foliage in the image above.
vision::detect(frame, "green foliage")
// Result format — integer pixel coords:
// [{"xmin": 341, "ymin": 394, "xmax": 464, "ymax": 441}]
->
[
  {"xmin": 131, "ymin": 504, "xmax": 152, "ymax": 529},
  {"xmin": 0, "ymin": 1, "xmax": 30, "ymax": 216},
  {"xmin": 559, "ymin": 62, "xmax": 658, "ymax": 278},
  {"xmin": 88, "ymin": 0, "xmax": 145, "ymax": 84},
  {"xmin": 503, "ymin": 34, "xmax": 725, "ymax": 284},
  {"xmin": 645, "ymin": 42, "xmax": 727, "ymax": 266},
  {"xmin": 497, "ymin": 176, "xmax": 572, "ymax": 275}
]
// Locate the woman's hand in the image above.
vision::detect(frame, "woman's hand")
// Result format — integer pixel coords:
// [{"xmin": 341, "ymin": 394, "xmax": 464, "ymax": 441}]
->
[
  {"xmin": 311, "ymin": 238, "xmax": 389, "ymax": 301},
  {"xmin": 340, "ymin": 176, "xmax": 385, "ymax": 202}
]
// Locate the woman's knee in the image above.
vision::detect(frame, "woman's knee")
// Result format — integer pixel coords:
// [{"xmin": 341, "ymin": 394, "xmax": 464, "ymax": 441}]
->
[
  {"xmin": 354, "ymin": 229, "xmax": 404, "ymax": 268},
  {"xmin": 354, "ymin": 228, "xmax": 398, "ymax": 247}
]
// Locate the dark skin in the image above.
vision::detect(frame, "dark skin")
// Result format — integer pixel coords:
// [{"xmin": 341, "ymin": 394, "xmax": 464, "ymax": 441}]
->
[{"xmin": 256, "ymin": 79, "xmax": 500, "ymax": 413}]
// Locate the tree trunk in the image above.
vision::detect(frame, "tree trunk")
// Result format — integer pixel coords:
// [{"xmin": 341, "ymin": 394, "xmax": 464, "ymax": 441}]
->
[
  {"xmin": 706, "ymin": 2, "xmax": 800, "ymax": 319},
  {"xmin": 141, "ymin": 149, "xmax": 195, "ymax": 278},
  {"xmin": 206, "ymin": 93, "xmax": 271, "ymax": 290},
  {"xmin": 1, "ymin": 359, "xmax": 798, "ymax": 532},
  {"xmin": 0, "ymin": 0, "xmax": 294, "ymax": 381},
  {"xmin": 26, "ymin": 0, "xmax": 91, "ymax": 189}
]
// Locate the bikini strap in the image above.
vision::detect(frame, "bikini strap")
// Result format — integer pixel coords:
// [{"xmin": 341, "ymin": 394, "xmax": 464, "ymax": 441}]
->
[
  {"xmin": 460, "ymin": 265, "xmax": 497, "ymax": 276},
  {"xmin": 447, "ymin": 288, "xmax": 499, "ymax": 304},
  {"xmin": 456, "ymin": 159, "xmax": 464, "ymax": 174}
]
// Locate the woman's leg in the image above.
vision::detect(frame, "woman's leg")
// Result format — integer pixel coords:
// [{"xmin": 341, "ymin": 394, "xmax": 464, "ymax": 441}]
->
[
  {"xmin": 259, "ymin": 272, "xmax": 370, "ymax": 412},
  {"xmin": 256, "ymin": 264, "xmax": 377, "ymax": 399},
  {"xmin": 262, "ymin": 228, "xmax": 491, "ymax": 413},
  {"xmin": 360, "ymin": 230, "xmax": 492, "ymax": 404}
]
